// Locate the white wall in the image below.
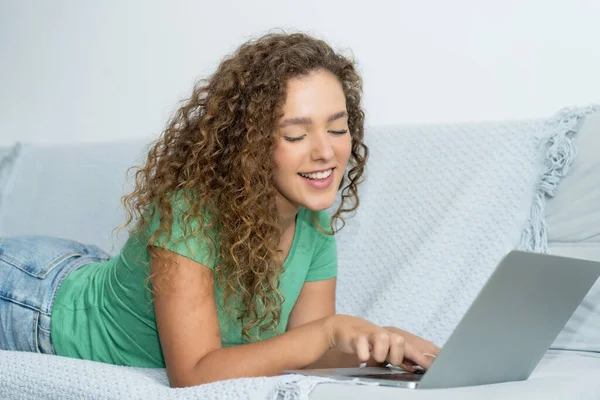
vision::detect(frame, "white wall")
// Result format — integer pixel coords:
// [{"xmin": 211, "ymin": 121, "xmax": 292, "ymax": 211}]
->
[{"xmin": 1, "ymin": 0, "xmax": 599, "ymax": 145}]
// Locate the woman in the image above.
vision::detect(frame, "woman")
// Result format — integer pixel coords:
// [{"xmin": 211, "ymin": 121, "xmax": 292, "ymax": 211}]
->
[{"xmin": 0, "ymin": 32, "xmax": 439, "ymax": 387}]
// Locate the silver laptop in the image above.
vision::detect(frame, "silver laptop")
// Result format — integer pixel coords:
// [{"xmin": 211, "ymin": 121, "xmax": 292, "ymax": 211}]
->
[{"xmin": 285, "ymin": 250, "xmax": 600, "ymax": 389}]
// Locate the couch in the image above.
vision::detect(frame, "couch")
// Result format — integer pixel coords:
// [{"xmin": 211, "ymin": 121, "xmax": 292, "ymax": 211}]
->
[{"xmin": 0, "ymin": 110, "xmax": 599, "ymax": 399}]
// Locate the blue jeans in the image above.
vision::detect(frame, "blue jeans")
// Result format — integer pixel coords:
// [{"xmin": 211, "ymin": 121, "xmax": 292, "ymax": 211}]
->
[{"xmin": 0, "ymin": 235, "xmax": 110, "ymax": 354}]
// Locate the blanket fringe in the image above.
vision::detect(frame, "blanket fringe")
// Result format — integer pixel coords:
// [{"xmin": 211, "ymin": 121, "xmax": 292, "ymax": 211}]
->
[
  {"xmin": 519, "ymin": 105, "xmax": 600, "ymax": 252},
  {"xmin": 267, "ymin": 375, "xmax": 378, "ymax": 400},
  {"xmin": 266, "ymin": 376, "xmax": 331, "ymax": 400}
]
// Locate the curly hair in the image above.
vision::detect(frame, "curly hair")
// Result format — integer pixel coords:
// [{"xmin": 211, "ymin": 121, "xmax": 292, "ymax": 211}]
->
[{"xmin": 120, "ymin": 31, "xmax": 369, "ymax": 341}]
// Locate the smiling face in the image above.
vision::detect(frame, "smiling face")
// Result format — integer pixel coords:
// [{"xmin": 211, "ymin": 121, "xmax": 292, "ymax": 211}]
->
[{"xmin": 273, "ymin": 69, "xmax": 352, "ymax": 217}]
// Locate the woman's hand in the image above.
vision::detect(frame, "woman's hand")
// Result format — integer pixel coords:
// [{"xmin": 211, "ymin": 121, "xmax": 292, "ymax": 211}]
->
[
  {"xmin": 382, "ymin": 326, "xmax": 440, "ymax": 370},
  {"xmin": 324, "ymin": 315, "xmax": 434, "ymax": 370}
]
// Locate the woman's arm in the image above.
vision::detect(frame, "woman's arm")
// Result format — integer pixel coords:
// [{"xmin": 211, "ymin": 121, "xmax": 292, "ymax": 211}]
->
[
  {"xmin": 286, "ymin": 278, "xmax": 385, "ymax": 369},
  {"xmin": 152, "ymin": 248, "xmax": 333, "ymax": 387},
  {"xmin": 152, "ymin": 248, "xmax": 429, "ymax": 387},
  {"xmin": 287, "ymin": 278, "xmax": 439, "ymax": 370}
]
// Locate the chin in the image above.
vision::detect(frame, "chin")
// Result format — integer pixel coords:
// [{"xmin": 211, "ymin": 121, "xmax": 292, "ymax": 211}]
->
[{"xmin": 301, "ymin": 195, "xmax": 337, "ymax": 212}]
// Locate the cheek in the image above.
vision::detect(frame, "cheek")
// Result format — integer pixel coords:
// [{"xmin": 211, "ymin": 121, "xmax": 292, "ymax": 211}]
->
[
  {"xmin": 337, "ymin": 138, "xmax": 353, "ymax": 163},
  {"xmin": 273, "ymin": 149, "xmax": 299, "ymax": 184},
  {"xmin": 272, "ymin": 165, "xmax": 291, "ymax": 194},
  {"xmin": 272, "ymin": 147, "xmax": 288, "ymax": 172}
]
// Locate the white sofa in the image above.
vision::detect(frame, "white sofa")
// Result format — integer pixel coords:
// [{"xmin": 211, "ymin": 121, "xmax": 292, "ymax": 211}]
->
[{"xmin": 0, "ymin": 112, "xmax": 599, "ymax": 399}]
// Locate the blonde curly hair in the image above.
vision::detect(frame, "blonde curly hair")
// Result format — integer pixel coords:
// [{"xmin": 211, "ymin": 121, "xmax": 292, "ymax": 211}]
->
[{"xmin": 121, "ymin": 31, "xmax": 369, "ymax": 341}]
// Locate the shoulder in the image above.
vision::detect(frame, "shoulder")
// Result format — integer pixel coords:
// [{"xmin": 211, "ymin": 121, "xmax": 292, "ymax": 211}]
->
[
  {"xmin": 136, "ymin": 190, "xmax": 218, "ymax": 250},
  {"xmin": 145, "ymin": 190, "xmax": 214, "ymax": 229}
]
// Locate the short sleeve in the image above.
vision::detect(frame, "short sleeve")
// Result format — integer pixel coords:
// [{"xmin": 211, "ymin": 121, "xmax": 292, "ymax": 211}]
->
[
  {"xmin": 147, "ymin": 194, "xmax": 219, "ymax": 270},
  {"xmin": 305, "ymin": 211, "xmax": 338, "ymax": 282}
]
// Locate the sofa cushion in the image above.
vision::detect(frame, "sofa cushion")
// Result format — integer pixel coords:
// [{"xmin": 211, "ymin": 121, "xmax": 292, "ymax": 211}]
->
[
  {"xmin": 547, "ymin": 113, "xmax": 600, "ymax": 352},
  {"xmin": 546, "ymin": 113, "xmax": 600, "ymax": 259},
  {"xmin": 1, "ymin": 114, "xmax": 597, "ymax": 355},
  {"xmin": 0, "ymin": 140, "xmax": 150, "ymax": 254},
  {"xmin": 0, "ymin": 144, "xmax": 21, "ymax": 208}
]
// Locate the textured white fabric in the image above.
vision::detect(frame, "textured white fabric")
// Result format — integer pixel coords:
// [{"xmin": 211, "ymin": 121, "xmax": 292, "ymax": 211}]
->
[
  {"xmin": 1, "ymin": 107, "xmax": 599, "ymax": 399},
  {"xmin": 2, "ymin": 350, "xmax": 600, "ymax": 400},
  {"xmin": 331, "ymin": 106, "xmax": 599, "ymax": 346},
  {"xmin": 0, "ymin": 350, "xmax": 270, "ymax": 400},
  {"xmin": 275, "ymin": 105, "xmax": 600, "ymax": 398},
  {"xmin": 332, "ymin": 119, "xmax": 542, "ymax": 345}
]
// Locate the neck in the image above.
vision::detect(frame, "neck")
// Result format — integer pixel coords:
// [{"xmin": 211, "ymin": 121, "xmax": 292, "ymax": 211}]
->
[{"xmin": 276, "ymin": 193, "xmax": 300, "ymax": 233}]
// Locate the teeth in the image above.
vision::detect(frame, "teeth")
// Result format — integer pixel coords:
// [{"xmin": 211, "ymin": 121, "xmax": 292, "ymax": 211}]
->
[{"xmin": 300, "ymin": 169, "xmax": 332, "ymax": 180}]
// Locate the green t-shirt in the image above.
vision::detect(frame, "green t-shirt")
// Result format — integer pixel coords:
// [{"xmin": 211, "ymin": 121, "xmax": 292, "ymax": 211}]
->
[{"xmin": 50, "ymin": 198, "xmax": 337, "ymax": 368}]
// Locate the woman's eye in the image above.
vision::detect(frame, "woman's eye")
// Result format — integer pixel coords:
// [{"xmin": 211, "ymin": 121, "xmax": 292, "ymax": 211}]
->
[
  {"xmin": 329, "ymin": 129, "xmax": 348, "ymax": 135},
  {"xmin": 284, "ymin": 135, "xmax": 305, "ymax": 142}
]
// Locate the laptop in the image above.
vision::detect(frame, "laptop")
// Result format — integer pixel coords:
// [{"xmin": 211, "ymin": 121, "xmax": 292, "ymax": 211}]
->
[{"xmin": 285, "ymin": 250, "xmax": 600, "ymax": 389}]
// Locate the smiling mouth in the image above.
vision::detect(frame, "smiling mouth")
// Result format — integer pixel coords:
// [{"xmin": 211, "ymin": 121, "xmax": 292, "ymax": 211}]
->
[{"xmin": 298, "ymin": 168, "xmax": 334, "ymax": 180}]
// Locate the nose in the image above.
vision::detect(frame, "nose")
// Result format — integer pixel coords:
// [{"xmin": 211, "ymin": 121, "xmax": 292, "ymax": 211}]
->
[{"xmin": 310, "ymin": 131, "xmax": 335, "ymax": 162}]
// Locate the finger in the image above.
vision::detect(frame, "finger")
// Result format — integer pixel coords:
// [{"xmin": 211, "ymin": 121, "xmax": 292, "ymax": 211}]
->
[
  {"xmin": 420, "ymin": 341, "xmax": 441, "ymax": 356},
  {"xmin": 402, "ymin": 359, "xmax": 417, "ymax": 367},
  {"xmin": 412, "ymin": 339, "xmax": 440, "ymax": 357},
  {"xmin": 404, "ymin": 343, "xmax": 434, "ymax": 370},
  {"xmin": 393, "ymin": 358, "xmax": 416, "ymax": 372},
  {"xmin": 371, "ymin": 331, "xmax": 392, "ymax": 363},
  {"xmin": 386, "ymin": 333, "xmax": 407, "ymax": 368},
  {"xmin": 428, "ymin": 344, "xmax": 442, "ymax": 356},
  {"xmin": 385, "ymin": 326, "xmax": 441, "ymax": 356},
  {"xmin": 353, "ymin": 335, "xmax": 371, "ymax": 362}
]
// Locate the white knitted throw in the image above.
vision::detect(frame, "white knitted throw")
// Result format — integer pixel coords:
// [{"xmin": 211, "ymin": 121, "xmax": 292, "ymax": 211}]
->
[
  {"xmin": 268, "ymin": 105, "xmax": 599, "ymax": 398},
  {"xmin": 0, "ymin": 106, "xmax": 597, "ymax": 400}
]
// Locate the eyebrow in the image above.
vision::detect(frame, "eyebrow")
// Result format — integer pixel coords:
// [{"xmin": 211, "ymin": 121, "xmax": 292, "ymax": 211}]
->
[{"xmin": 279, "ymin": 110, "xmax": 347, "ymax": 128}]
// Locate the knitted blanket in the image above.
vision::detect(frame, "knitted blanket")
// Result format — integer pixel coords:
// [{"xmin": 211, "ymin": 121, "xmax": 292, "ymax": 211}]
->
[
  {"xmin": 271, "ymin": 105, "xmax": 600, "ymax": 398},
  {"xmin": 0, "ymin": 106, "xmax": 597, "ymax": 400}
]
